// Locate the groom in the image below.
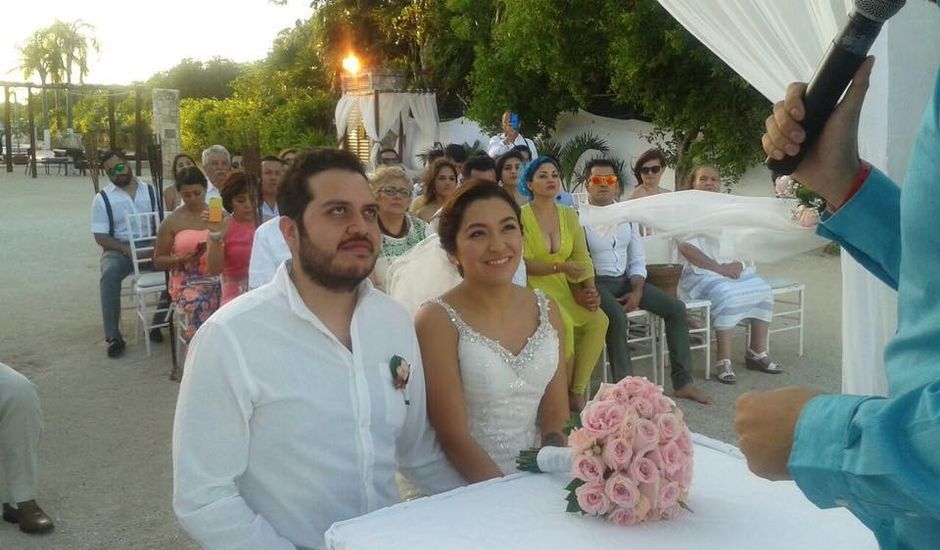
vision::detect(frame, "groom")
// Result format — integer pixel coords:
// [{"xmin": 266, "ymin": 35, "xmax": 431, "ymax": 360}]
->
[{"xmin": 172, "ymin": 148, "xmax": 462, "ymax": 549}]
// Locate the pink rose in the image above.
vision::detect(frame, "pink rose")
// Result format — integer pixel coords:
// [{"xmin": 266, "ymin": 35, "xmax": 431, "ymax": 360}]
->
[
  {"xmin": 608, "ymin": 506, "xmax": 638, "ymax": 527},
  {"xmin": 575, "ymin": 482, "xmax": 611, "ymax": 516},
  {"xmin": 634, "ymin": 494, "xmax": 652, "ymax": 522},
  {"xmin": 675, "ymin": 430, "xmax": 692, "ymax": 455},
  {"xmin": 631, "ymin": 418, "xmax": 660, "ymax": 451},
  {"xmin": 568, "ymin": 428, "xmax": 596, "ymax": 455},
  {"xmin": 651, "ymin": 395, "xmax": 673, "ymax": 415},
  {"xmin": 601, "ymin": 436, "xmax": 634, "ymax": 471},
  {"xmin": 774, "ymin": 175, "xmax": 793, "ymax": 197},
  {"xmin": 639, "ymin": 479, "xmax": 661, "ymax": 510},
  {"xmin": 581, "ymin": 400, "xmax": 628, "ymax": 441},
  {"xmin": 656, "ymin": 413, "xmax": 681, "ymax": 441},
  {"xmin": 619, "ymin": 407, "xmax": 639, "ymax": 440},
  {"xmin": 596, "ymin": 383, "xmax": 630, "ymax": 404},
  {"xmin": 628, "ymin": 455, "xmax": 660, "ymax": 485},
  {"xmin": 604, "ymin": 472, "xmax": 640, "ymax": 509},
  {"xmin": 630, "ymin": 396, "xmax": 655, "ymax": 418},
  {"xmin": 658, "ymin": 481, "xmax": 680, "ymax": 510},
  {"xmin": 572, "ymin": 453, "xmax": 606, "ymax": 484},
  {"xmin": 616, "ymin": 376, "xmax": 650, "ymax": 398},
  {"xmin": 658, "ymin": 440, "xmax": 686, "ymax": 477},
  {"xmin": 799, "ymin": 207, "xmax": 820, "ymax": 228},
  {"xmin": 642, "ymin": 382, "xmax": 664, "ymax": 402}
]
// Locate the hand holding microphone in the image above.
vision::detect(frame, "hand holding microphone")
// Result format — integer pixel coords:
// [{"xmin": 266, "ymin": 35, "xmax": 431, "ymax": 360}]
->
[{"xmin": 763, "ymin": 0, "xmax": 906, "ymax": 205}]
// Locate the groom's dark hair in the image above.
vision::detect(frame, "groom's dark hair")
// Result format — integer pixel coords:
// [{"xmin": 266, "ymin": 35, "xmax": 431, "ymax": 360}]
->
[{"xmin": 277, "ymin": 148, "xmax": 367, "ymax": 225}]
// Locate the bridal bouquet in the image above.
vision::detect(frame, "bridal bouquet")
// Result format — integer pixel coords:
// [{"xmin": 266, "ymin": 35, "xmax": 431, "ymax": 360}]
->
[
  {"xmin": 517, "ymin": 377, "xmax": 693, "ymax": 526},
  {"xmin": 774, "ymin": 174, "xmax": 825, "ymax": 228}
]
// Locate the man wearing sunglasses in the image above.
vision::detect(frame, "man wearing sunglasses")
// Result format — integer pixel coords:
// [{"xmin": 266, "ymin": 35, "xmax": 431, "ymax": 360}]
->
[
  {"xmin": 580, "ymin": 158, "xmax": 710, "ymax": 405},
  {"xmin": 90, "ymin": 150, "xmax": 161, "ymax": 358}
]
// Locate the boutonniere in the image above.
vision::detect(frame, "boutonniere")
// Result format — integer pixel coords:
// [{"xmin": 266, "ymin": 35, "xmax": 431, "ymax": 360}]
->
[{"xmin": 389, "ymin": 355, "xmax": 411, "ymax": 405}]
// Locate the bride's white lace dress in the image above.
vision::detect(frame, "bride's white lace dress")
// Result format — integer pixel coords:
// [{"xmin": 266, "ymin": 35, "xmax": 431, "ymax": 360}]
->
[{"xmin": 430, "ymin": 290, "xmax": 559, "ymax": 474}]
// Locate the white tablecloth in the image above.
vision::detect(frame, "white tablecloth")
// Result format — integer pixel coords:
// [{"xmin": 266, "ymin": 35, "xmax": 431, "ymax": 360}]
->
[{"xmin": 326, "ymin": 435, "xmax": 877, "ymax": 550}]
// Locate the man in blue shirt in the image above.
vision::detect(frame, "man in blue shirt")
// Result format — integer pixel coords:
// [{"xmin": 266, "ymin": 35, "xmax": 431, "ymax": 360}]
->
[{"xmin": 739, "ymin": 26, "xmax": 940, "ymax": 549}]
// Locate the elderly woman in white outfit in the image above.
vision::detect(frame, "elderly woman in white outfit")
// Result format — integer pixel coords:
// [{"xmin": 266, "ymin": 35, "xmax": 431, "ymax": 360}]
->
[
  {"xmin": 0, "ymin": 362, "xmax": 54, "ymax": 533},
  {"xmin": 677, "ymin": 166, "xmax": 782, "ymax": 384}
]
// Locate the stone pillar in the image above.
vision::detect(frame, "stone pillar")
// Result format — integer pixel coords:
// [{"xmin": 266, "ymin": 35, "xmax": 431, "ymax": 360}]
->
[{"xmin": 152, "ymin": 88, "xmax": 181, "ymax": 178}]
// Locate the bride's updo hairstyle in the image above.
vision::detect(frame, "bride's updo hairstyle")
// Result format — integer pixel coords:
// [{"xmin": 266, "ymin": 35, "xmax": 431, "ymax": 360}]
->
[{"xmin": 437, "ymin": 180, "xmax": 523, "ymax": 271}]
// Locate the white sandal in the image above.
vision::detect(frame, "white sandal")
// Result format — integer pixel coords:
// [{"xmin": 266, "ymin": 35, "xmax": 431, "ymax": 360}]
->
[
  {"xmin": 716, "ymin": 359, "xmax": 736, "ymax": 384},
  {"xmin": 745, "ymin": 350, "xmax": 783, "ymax": 374}
]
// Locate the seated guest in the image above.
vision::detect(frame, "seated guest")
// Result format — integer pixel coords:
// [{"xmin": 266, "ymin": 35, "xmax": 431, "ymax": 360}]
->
[
  {"xmin": 205, "ymin": 172, "xmax": 257, "ymax": 305},
  {"xmin": 90, "ymin": 149, "xmax": 161, "ymax": 358},
  {"xmin": 628, "ymin": 148, "xmax": 671, "ymax": 200},
  {"xmin": 278, "ymin": 148, "xmax": 298, "ymax": 168},
  {"xmin": 1, "ymin": 362, "xmax": 54, "ymax": 534},
  {"xmin": 487, "ymin": 111, "xmax": 539, "ymax": 159},
  {"xmin": 496, "ymin": 150, "xmax": 528, "ymax": 205},
  {"xmin": 677, "ymin": 165, "xmax": 781, "ymax": 384},
  {"xmin": 154, "ymin": 167, "xmax": 221, "ymax": 380},
  {"xmin": 164, "ymin": 153, "xmax": 196, "ymax": 211},
  {"xmin": 201, "ymin": 145, "xmax": 232, "ymax": 201},
  {"xmin": 259, "ymin": 156, "xmax": 284, "ymax": 221},
  {"xmin": 410, "ymin": 158, "xmax": 459, "ymax": 223},
  {"xmin": 519, "ymin": 156, "xmax": 608, "ymax": 411},
  {"xmin": 377, "ymin": 148, "xmax": 401, "ymax": 166},
  {"xmin": 444, "ymin": 143, "xmax": 468, "ymax": 177},
  {"xmin": 512, "ymin": 144, "xmax": 533, "ymax": 164},
  {"xmin": 461, "ymin": 153, "xmax": 498, "ymax": 182},
  {"xmin": 416, "ymin": 182, "xmax": 568, "ymax": 482},
  {"xmin": 231, "ymin": 154, "xmax": 243, "ymax": 172},
  {"xmin": 581, "ymin": 159, "xmax": 710, "ymax": 404},
  {"xmin": 370, "ymin": 165, "xmax": 429, "ymax": 292}
]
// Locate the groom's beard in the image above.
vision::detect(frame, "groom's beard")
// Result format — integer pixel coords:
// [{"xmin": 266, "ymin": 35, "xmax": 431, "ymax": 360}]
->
[{"xmin": 297, "ymin": 225, "xmax": 377, "ymax": 292}]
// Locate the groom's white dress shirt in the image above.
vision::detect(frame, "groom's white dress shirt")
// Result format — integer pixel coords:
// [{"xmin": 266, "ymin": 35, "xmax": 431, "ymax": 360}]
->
[{"xmin": 172, "ymin": 262, "xmax": 463, "ymax": 550}]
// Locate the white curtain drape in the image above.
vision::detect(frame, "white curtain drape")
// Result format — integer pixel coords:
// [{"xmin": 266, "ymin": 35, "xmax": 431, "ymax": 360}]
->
[
  {"xmin": 335, "ymin": 92, "xmax": 441, "ymax": 142},
  {"xmin": 408, "ymin": 93, "xmax": 441, "ymax": 142},
  {"xmin": 334, "ymin": 95, "xmax": 358, "ymax": 139},
  {"xmin": 580, "ymin": 191, "xmax": 828, "ymax": 264},
  {"xmin": 656, "ymin": 0, "xmax": 907, "ymax": 396}
]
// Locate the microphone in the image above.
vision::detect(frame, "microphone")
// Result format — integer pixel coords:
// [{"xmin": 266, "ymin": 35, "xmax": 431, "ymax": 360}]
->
[{"xmin": 766, "ymin": 0, "xmax": 906, "ymax": 175}]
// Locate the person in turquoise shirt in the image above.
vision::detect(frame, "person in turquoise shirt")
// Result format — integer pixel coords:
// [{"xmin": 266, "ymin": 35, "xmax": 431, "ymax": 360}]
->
[{"xmin": 738, "ymin": 32, "xmax": 940, "ymax": 550}]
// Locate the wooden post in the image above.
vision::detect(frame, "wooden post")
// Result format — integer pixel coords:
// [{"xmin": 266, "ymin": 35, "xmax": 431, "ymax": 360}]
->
[
  {"xmin": 397, "ymin": 117, "xmax": 405, "ymax": 159},
  {"xmin": 373, "ymin": 91, "xmax": 380, "ymax": 164},
  {"xmin": 107, "ymin": 91, "xmax": 117, "ymax": 150},
  {"xmin": 27, "ymin": 86, "xmax": 37, "ymax": 179},
  {"xmin": 134, "ymin": 87, "xmax": 142, "ymax": 174},
  {"xmin": 3, "ymin": 86, "xmax": 12, "ymax": 173}
]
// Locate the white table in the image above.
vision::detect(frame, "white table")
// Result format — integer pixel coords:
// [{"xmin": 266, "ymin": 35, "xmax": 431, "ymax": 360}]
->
[{"xmin": 326, "ymin": 435, "xmax": 877, "ymax": 550}]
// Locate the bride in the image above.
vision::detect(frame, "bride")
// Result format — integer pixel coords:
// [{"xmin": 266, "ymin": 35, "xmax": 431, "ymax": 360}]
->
[{"xmin": 414, "ymin": 181, "xmax": 569, "ymax": 482}]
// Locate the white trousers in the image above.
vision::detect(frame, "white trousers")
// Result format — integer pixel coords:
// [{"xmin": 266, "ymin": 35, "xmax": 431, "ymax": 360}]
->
[{"xmin": 0, "ymin": 362, "xmax": 42, "ymax": 504}]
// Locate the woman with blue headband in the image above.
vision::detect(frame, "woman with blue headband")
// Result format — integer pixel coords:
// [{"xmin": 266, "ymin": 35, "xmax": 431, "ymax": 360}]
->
[{"xmin": 518, "ymin": 156, "xmax": 609, "ymax": 411}]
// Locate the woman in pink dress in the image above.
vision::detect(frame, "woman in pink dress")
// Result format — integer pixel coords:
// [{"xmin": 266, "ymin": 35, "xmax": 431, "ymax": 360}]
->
[
  {"xmin": 154, "ymin": 166, "xmax": 221, "ymax": 380},
  {"xmin": 205, "ymin": 172, "xmax": 257, "ymax": 304}
]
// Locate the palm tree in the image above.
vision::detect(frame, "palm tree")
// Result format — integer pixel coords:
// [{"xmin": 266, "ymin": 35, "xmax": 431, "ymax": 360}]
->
[
  {"xmin": 17, "ymin": 29, "xmax": 57, "ymax": 130},
  {"xmin": 535, "ymin": 132, "xmax": 611, "ymax": 192},
  {"xmin": 46, "ymin": 20, "xmax": 100, "ymax": 129}
]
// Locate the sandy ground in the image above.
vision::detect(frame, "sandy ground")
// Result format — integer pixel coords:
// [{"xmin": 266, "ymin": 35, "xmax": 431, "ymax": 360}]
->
[{"xmin": 0, "ymin": 170, "xmax": 843, "ymax": 549}]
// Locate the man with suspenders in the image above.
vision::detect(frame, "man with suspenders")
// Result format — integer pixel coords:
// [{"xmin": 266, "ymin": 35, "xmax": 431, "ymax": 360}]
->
[{"xmin": 89, "ymin": 150, "xmax": 159, "ymax": 358}]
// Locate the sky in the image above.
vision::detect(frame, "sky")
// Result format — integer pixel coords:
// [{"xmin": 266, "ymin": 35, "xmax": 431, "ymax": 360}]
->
[{"xmin": 2, "ymin": 0, "xmax": 314, "ymax": 87}]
